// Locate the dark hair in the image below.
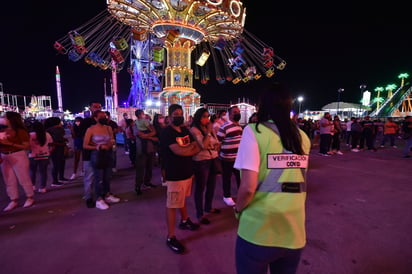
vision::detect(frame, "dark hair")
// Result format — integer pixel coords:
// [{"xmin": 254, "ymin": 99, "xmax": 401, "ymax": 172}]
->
[
  {"xmin": 44, "ymin": 117, "xmax": 61, "ymax": 130},
  {"xmin": 191, "ymin": 108, "xmax": 209, "ymax": 135},
  {"xmin": 168, "ymin": 104, "xmax": 182, "ymax": 115},
  {"xmin": 255, "ymin": 82, "xmax": 304, "ymax": 155},
  {"xmin": 5, "ymin": 111, "xmax": 27, "ymax": 131},
  {"xmin": 32, "ymin": 121, "xmax": 47, "ymax": 146},
  {"xmin": 135, "ymin": 109, "xmax": 144, "ymax": 117}
]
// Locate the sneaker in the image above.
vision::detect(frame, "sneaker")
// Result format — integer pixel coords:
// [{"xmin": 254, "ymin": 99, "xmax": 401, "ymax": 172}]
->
[
  {"xmin": 95, "ymin": 199, "xmax": 109, "ymax": 210},
  {"xmin": 51, "ymin": 181, "xmax": 64, "ymax": 187},
  {"xmin": 38, "ymin": 188, "xmax": 47, "ymax": 193},
  {"xmin": 105, "ymin": 194, "xmax": 120, "ymax": 204},
  {"xmin": 199, "ymin": 217, "xmax": 211, "ymax": 225},
  {"xmin": 58, "ymin": 178, "xmax": 69, "ymax": 183},
  {"xmin": 179, "ymin": 218, "xmax": 200, "ymax": 231},
  {"xmin": 166, "ymin": 236, "xmax": 185, "ymax": 254},
  {"xmin": 223, "ymin": 197, "xmax": 236, "ymax": 206},
  {"xmin": 23, "ymin": 198, "xmax": 34, "ymax": 208},
  {"xmin": 392, "ymin": 145, "xmax": 397, "ymax": 148},
  {"xmin": 125, "ymin": 151, "xmax": 130, "ymax": 155},
  {"xmin": 3, "ymin": 201, "xmax": 18, "ymax": 212},
  {"xmin": 86, "ymin": 198, "xmax": 95, "ymax": 208},
  {"xmin": 69, "ymin": 173, "xmax": 76, "ymax": 180},
  {"xmin": 380, "ymin": 145, "xmax": 385, "ymax": 148},
  {"xmin": 336, "ymin": 151, "xmax": 343, "ymax": 155},
  {"xmin": 351, "ymin": 149, "xmax": 360, "ymax": 152}
]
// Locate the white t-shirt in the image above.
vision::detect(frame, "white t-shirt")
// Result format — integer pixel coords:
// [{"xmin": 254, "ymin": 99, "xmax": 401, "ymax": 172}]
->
[{"xmin": 234, "ymin": 126, "xmax": 260, "ymax": 172}]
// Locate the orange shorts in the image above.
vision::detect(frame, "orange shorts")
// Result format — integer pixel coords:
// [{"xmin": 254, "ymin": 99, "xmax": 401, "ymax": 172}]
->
[{"xmin": 166, "ymin": 177, "xmax": 193, "ymax": 208}]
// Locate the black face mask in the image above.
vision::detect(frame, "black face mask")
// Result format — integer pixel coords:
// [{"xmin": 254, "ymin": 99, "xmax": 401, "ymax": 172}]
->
[
  {"xmin": 233, "ymin": 113, "xmax": 241, "ymax": 122},
  {"xmin": 172, "ymin": 116, "xmax": 184, "ymax": 126},
  {"xmin": 98, "ymin": 118, "xmax": 108, "ymax": 125}
]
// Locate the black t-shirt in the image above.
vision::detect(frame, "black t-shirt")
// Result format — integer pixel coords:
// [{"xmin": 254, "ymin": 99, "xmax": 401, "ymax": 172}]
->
[{"xmin": 160, "ymin": 125, "xmax": 194, "ymax": 181}]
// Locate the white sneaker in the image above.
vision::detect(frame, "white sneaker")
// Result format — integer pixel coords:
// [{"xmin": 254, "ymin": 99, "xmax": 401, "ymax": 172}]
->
[
  {"xmin": 96, "ymin": 199, "xmax": 109, "ymax": 210},
  {"xmin": 223, "ymin": 197, "xmax": 236, "ymax": 206},
  {"xmin": 336, "ymin": 151, "xmax": 343, "ymax": 155},
  {"xmin": 392, "ymin": 145, "xmax": 397, "ymax": 148},
  {"xmin": 38, "ymin": 188, "xmax": 47, "ymax": 193},
  {"xmin": 105, "ymin": 194, "xmax": 120, "ymax": 204},
  {"xmin": 70, "ymin": 173, "xmax": 76, "ymax": 180}
]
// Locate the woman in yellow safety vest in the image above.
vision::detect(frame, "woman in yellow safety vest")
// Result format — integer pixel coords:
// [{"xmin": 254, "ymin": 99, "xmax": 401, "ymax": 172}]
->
[{"xmin": 234, "ymin": 82, "xmax": 311, "ymax": 274}]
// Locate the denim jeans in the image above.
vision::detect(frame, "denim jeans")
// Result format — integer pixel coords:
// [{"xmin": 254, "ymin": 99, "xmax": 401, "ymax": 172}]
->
[
  {"xmin": 319, "ymin": 134, "xmax": 332, "ymax": 154},
  {"xmin": 221, "ymin": 159, "xmax": 240, "ymax": 198},
  {"xmin": 50, "ymin": 146, "xmax": 66, "ymax": 182},
  {"xmin": 403, "ymin": 137, "xmax": 412, "ymax": 157},
  {"xmin": 381, "ymin": 134, "xmax": 396, "ymax": 146},
  {"xmin": 236, "ymin": 236, "xmax": 303, "ymax": 274},
  {"xmin": 30, "ymin": 158, "xmax": 49, "ymax": 188},
  {"xmin": 193, "ymin": 158, "xmax": 217, "ymax": 218},
  {"xmin": 90, "ymin": 151, "xmax": 113, "ymax": 199},
  {"xmin": 83, "ymin": 161, "xmax": 94, "ymax": 200}
]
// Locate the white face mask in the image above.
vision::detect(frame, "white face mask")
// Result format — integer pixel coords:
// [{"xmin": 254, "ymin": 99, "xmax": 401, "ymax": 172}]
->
[{"xmin": 75, "ymin": 122, "xmax": 80, "ymax": 126}]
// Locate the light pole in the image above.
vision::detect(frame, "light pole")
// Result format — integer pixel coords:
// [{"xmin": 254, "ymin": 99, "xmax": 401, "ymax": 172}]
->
[
  {"xmin": 337, "ymin": 88, "xmax": 344, "ymax": 117},
  {"xmin": 297, "ymin": 96, "xmax": 303, "ymax": 117},
  {"xmin": 359, "ymin": 84, "xmax": 367, "ymax": 117}
]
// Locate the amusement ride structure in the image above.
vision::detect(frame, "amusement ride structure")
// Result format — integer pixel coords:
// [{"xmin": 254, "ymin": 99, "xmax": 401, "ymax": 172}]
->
[{"xmin": 54, "ymin": 0, "xmax": 285, "ymax": 118}]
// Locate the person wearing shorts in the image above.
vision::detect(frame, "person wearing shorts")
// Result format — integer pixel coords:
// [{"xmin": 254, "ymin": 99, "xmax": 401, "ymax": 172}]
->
[{"xmin": 160, "ymin": 104, "xmax": 201, "ymax": 254}]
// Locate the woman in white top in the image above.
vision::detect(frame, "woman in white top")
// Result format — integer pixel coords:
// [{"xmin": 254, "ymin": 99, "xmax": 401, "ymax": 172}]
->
[{"xmin": 83, "ymin": 110, "xmax": 120, "ymax": 210}]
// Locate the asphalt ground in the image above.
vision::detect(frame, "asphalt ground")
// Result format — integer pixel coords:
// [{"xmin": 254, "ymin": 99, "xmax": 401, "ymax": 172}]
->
[{"xmin": 0, "ymin": 139, "xmax": 411, "ymax": 274}]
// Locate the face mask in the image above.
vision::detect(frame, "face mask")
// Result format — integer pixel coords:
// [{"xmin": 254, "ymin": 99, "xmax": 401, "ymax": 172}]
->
[
  {"xmin": 233, "ymin": 113, "xmax": 241, "ymax": 122},
  {"xmin": 75, "ymin": 122, "xmax": 80, "ymax": 126},
  {"xmin": 172, "ymin": 116, "xmax": 184, "ymax": 126},
  {"xmin": 98, "ymin": 118, "xmax": 108, "ymax": 125},
  {"xmin": 201, "ymin": 117, "xmax": 210, "ymax": 125}
]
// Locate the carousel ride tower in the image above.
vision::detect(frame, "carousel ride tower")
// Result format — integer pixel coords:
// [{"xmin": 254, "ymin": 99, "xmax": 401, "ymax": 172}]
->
[{"xmin": 107, "ymin": 0, "xmax": 247, "ymax": 116}]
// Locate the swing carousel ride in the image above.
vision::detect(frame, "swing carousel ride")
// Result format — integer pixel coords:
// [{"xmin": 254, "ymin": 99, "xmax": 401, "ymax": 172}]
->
[{"xmin": 54, "ymin": 0, "xmax": 286, "ymax": 117}]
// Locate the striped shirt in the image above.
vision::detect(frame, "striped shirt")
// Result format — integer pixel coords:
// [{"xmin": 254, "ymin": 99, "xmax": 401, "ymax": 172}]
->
[{"xmin": 217, "ymin": 120, "xmax": 243, "ymax": 161}]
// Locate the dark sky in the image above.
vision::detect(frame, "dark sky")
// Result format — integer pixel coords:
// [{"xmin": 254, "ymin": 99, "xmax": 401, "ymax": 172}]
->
[{"xmin": 1, "ymin": 1, "xmax": 411, "ymax": 113}]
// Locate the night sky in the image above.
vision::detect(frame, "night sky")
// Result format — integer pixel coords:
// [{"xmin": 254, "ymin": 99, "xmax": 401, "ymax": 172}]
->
[{"xmin": 1, "ymin": 1, "xmax": 411, "ymax": 113}]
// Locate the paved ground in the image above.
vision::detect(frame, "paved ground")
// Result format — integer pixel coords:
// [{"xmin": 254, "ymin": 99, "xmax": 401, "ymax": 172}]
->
[{"xmin": 0, "ymin": 140, "xmax": 411, "ymax": 274}]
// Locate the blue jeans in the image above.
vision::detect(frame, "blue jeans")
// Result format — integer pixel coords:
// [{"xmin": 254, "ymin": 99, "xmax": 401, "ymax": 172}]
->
[
  {"xmin": 90, "ymin": 151, "xmax": 113, "ymax": 199},
  {"xmin": 30, "ymin": 158, "xmax": 49, "ymax": 188},
  {"xmin": 83, "ymin": 161, "xmax": 94, "ymax": 200},
  {"xmin": 319, "ymin": 134, "xmax": 332, "ymax": 154},
  {"xmin": 236, "ymin": 236, "xmax": 303, "ymax": 274},
  {"xmin": 193, "ymin": 158, "xmax": 217, "ymax": 218},
  {"xmin": 381, "ymin": 134, "xmax": 396, "ymax": 146},
  {"xmin": 403, "ymin": 137, "xmax": 412, "ymax": 157}
]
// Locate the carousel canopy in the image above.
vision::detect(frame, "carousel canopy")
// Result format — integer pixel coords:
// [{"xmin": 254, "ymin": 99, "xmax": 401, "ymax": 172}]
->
[{"xmin": 322, "ymin": 102, "xmax": 370, "ymax": 111}]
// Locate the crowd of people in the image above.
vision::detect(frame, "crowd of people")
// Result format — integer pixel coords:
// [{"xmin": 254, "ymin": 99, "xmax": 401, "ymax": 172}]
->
[
  {"xmin": 295, "ymin": 113, "xmax": 411, "ymax": 157},
  {"xmin": 1, "ymin": 82, "xmax": 412, "ymax": 273}
]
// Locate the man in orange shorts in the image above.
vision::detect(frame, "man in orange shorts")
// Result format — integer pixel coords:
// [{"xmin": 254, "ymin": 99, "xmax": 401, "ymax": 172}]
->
[{"xmin": 160, "ymin": 104, "xmax": 201, "ymax": 254}]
